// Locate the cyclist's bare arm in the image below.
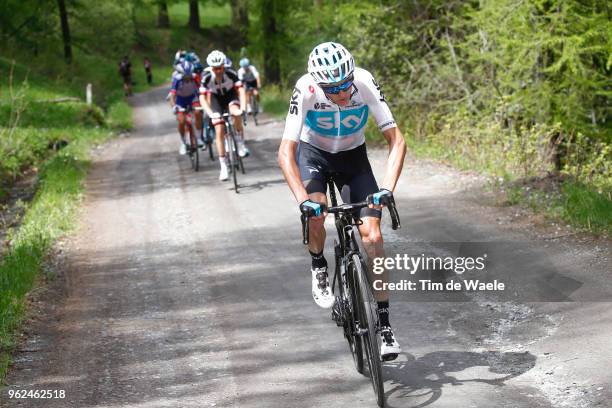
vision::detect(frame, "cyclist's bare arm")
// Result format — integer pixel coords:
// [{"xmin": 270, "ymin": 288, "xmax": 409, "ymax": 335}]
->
[
  {"xmin": 380, "ymin": 127, "xmax": 406, "ymax": 192},
  {"xmin": 198, "ymin": 93, "xmax": 214, "ymax": 117},
  {"xmin": 278, "ymin": 139, "xmax": 310, "ymax": 204},
  {"xmin": 170, "ymin": 93, "xmax": 176, "ymax": 108}
]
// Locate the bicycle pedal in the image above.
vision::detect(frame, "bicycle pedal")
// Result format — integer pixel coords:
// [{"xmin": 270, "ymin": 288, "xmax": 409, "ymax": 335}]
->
[
  {"xmin": 331, "ymin": 298, "xmax": 344, "ymax": 327},
  {"xmin": 381, "ymin": 353, "xmax": 399, "ymax": 362}
]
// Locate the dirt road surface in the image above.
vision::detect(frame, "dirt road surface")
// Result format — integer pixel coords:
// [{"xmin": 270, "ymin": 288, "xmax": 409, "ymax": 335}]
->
[{"xmin": 2, "ymin": 87, "xmax": 611, "ymax": 407}]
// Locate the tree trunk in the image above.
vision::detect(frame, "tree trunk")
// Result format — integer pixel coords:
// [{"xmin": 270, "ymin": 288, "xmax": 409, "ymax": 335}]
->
[
  {"xmin": 230, "ymin": 0, "xmax": 249, "ymax": 38},
  {"xmin": 262, "ymin": 0, "xmax": 280, "ymax": 83},
  {"xmin": 188, "ymin": 0, "xmax": 200, "ymax": 31},
  {"xmin": 57, "ymin": 0, "xmax": 72, "ymax": 64},
  {"xmin": 158, "ymin": 1, "xmax": 170, "ymax": 28}
]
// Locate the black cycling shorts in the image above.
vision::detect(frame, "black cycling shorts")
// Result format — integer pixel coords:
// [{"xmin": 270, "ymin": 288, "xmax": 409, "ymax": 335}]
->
[
  {"xmin": 245, "ymin": 80, "xmax": 258, "ymax": 90},
  {"xmin": 298, "ymin": 142, "xmax": 381, "ymax": 219},
  {"xmin": 209, "ymin": 90, "xmax": 240, "ymax": 125}
]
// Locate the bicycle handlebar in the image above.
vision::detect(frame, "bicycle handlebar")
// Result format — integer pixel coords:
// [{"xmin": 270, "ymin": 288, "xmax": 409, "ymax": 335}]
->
[{"xmin": 300, "ymin": 197, "xmax": 400, "ymax": 245}]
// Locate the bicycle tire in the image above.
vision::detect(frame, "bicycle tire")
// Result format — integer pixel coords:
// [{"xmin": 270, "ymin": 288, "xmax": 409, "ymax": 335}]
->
[
  {"xmin": 189, "ymin": 127, "xmax": 199, "ymax": 172},
  {"xmin": 238, "ymin": 151, "xmax": 245, "ymax": 174},
  {"xmin": 352, "ymin": 254, "xmax": 384, "ymax": 407},
  {"xmin": 345, "ymin": 261, "xmax": 365, "ymax": 373},
  {"xmin": 251, "ymin": 97, "xmax": 259, "ymax": 126},
  {"xmin": 206, "ymin": 126, "xmax": 215, "ymax": 160},
  {"xmin": 226, "ymin": 129, "xmax": 239, "ymax": 193}
]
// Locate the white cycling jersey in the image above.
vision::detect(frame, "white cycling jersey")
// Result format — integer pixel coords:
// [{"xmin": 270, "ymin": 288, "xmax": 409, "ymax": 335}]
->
[
  {"xmin": 238, "ymin": 65, "xmax": 259, "ymax": 83},
  {"xmin": 282, "ymin": 67, "xmax": 396, "ymax": 153}
]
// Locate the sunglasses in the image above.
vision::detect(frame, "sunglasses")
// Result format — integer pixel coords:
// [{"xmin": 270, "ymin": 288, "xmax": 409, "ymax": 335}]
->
[{"xmin": 320, "ymin": 76, "xmax": 354, "ymax": 94}]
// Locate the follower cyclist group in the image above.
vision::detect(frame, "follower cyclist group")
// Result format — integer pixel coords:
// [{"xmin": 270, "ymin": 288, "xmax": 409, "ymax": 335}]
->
[
  {"xmin": 169, "ymin": 48, "xmax": 261, "ymax": 181},
  {"xmin": 167, "ymin": 42, "xmax": 406, "ymax": 360}
]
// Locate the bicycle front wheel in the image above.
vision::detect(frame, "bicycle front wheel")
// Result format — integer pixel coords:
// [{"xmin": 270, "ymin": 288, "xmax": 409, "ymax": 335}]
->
[
  {"xmin": 251, "ymin": 98, "xmax": 259, "ymax": 126},
  {"xmin": 345, "ymin": 261, "xmax": 364, "ymax": 374},
  {"xmin": 227, "ymin": 131, "xmax": 239, "ymax": 193},
  {"xmin": 352, "ymin": 254, "xmax": 384, "ymax": 407},
  {"xmin": 206, "ymin": 126, "xmax": 215, "ymax": 160},
  {"xmin": 189, "ymin": 128, "xmax": 199, "ymax": 172}
]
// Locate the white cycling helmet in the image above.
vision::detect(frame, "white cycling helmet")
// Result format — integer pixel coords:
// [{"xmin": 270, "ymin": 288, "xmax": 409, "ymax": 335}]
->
[
  {"xmin": 206, "ymin": 50, "xmax": 226, "ymax": 68},
  {"xmin": 307, "ymin": 42, "xmax": 354, "ymax": 85}
]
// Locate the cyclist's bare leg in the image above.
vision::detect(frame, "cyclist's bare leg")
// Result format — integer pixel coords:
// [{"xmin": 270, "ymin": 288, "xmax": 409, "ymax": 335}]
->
[
  {"xmin": 230, "ymin": 104, "xmax": 244, "ymax": 139},
  {"xmin": 306, "ymin": 191, "xmax": 328, "ymax": 254},
  {"xmin": 194, "ymin": 110, "xmax": 203, "ymax": 134},
  {"xmin": 245, "ymin": 90, "xmax": 252, "ymax": 109},
  {"xmin": 214, "ymin": 123, "xmax": 226, "ymax": 157},
  {"xmin": 177, "ymin": 112, "xmax": 186, "ymax": 139},
  {"xmin": 358, "ymin": 217, "xmax": 388, "ymax": 303},
  {"xmin": 253, "ymin": 88, "xmax": 260, "ymax": 103}
]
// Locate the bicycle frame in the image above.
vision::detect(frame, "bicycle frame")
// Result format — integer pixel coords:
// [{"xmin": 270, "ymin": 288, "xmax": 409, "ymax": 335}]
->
[
  {"xmin": 219, "ymin": 112, "xmax": 245, "ymax": 193},
  {"xmin": 177, "ymin": 106, "xmax": 199, "ymax": 171}
]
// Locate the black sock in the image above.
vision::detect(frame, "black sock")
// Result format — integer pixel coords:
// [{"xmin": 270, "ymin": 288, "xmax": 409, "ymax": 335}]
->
[
  {"xmin": 309, "ymin": 250, "xmax": 327, "ymax": 270},
  {"xmin": 377, "ymin": 301, "xmax": 390, "ymax": 327}
]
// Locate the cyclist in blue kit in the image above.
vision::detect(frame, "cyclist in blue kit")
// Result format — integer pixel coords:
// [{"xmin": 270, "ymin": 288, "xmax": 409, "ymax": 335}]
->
[
  {"xmin": 169, "ymin": 60, "xmax": 203, "ymax": 155},
  {"xmin": 278, "ymin": 42, "xmax": 406, "ymax": 360}
]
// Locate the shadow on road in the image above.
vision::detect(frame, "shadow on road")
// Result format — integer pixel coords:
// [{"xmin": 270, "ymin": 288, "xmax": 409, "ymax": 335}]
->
[{"xmin": 383, "ymin": 350, "xmax": 537, "ymax": 407}]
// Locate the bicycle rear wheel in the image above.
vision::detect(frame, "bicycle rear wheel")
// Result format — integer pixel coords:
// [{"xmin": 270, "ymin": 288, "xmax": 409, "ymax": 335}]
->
[{"xmin": 352, "ymin": 254, "xmax": 384, "ymax": 407}]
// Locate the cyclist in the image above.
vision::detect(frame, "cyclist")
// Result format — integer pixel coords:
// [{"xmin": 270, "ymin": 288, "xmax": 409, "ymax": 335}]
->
[
  {"xmin": 238, "ymin": 58, "xmax": 261, "ymax": 114},
  {"xmin": 118, "ymin": 56, "xmax": 132, "ymax": 96},
  {"xmin": 143, "ymin": 57, "xmax": 153, "ymax": 85},
  {"xmin": 169, "ymin": 60, "xmax": 203, "ymax": 155},
  {"xmin": 199, "ymin": 50, "xmax": 248, "ymax": 181},
  {"xmin": 278, "ymin": 42, "xmax": 406, "ymax": 360}
]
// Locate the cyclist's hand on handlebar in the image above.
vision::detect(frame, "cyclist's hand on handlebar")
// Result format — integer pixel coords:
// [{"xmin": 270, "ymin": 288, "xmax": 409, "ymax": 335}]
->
[
  {"xmin": 367, "ymin": 188, "xmax": 393, "ymax": 209},
  {"xmin": 299, "ymin": 199, "xmax": 327, "ymax": 219}
]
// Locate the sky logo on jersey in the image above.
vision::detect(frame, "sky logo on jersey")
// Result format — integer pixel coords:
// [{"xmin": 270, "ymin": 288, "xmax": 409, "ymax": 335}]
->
[{"xmin": 305, "ymin": 105, "xmax": 369, "ymax": 137}]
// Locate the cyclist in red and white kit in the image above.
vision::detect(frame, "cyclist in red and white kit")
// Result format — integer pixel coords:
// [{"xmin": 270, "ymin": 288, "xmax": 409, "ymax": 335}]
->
[
  {"xmin": 278, "ymin": 42, "xmax": 406, "ymax": 359},
  {"xmin": 199, "ymin": 50, "xmax": 248, "ymax": 181}
]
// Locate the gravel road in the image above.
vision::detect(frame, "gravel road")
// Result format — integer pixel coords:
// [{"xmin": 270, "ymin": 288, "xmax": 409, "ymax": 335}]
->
[{"xmin": 2, "ymin": 87, "xmax": 610, "ymax": 408}]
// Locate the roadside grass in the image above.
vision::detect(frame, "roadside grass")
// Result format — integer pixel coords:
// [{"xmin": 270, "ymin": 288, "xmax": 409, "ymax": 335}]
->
[
  {"xmin": 0, "ymin": 127, "xmax": 112, "ymax": 380},
  {"xmin": 0, "ymin": 56, "xmax": 130, "ymax": 382},
  {"xmin": 407, "ymin": 135, "xmax": 612, "ymax": 235},
  {"xmin": 107, "ymin": 99, "xmax": 133, "ymax": 132}
]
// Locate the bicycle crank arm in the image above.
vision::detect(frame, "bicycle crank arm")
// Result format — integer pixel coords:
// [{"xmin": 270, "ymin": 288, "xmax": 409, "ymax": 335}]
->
[{"xmin": 354, "ymin": 327, "xmax": 369, "ymax": 337}]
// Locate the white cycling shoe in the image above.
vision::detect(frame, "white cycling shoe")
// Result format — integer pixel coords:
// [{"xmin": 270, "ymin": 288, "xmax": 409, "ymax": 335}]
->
[
  {"xmin": 312, "ymin": 267, "xmax": 335, "ymax": 309},
  {"xmin": 179, "ymin": 142, "xmax": 187, "ymax": 155},
  {"xmin": 238, "ymin": 141, "xmax": 250, "ymax": 158},
  {"xmin": 380, "ymin": 326, "xmax": 401, "ymax": 361},
  {"xmin": 219, "ymin": 165, "xmax": 229, "ymax": 181}
]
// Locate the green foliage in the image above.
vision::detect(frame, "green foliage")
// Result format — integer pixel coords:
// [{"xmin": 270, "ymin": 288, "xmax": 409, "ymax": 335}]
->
[
  {"xmin": 260, "ymin": 84, "xmax": 289, "ymax": 118},
  {"xmin": 167, "ymin": 1, "xmax": 230, "ymax": 28},
  {"xmin": 71, "ymin": 1, "xmax": 136, "ymax": 58},
  {"xmin": 246, "ymin": 0, "xmax": 610, "ymax": 231}
]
